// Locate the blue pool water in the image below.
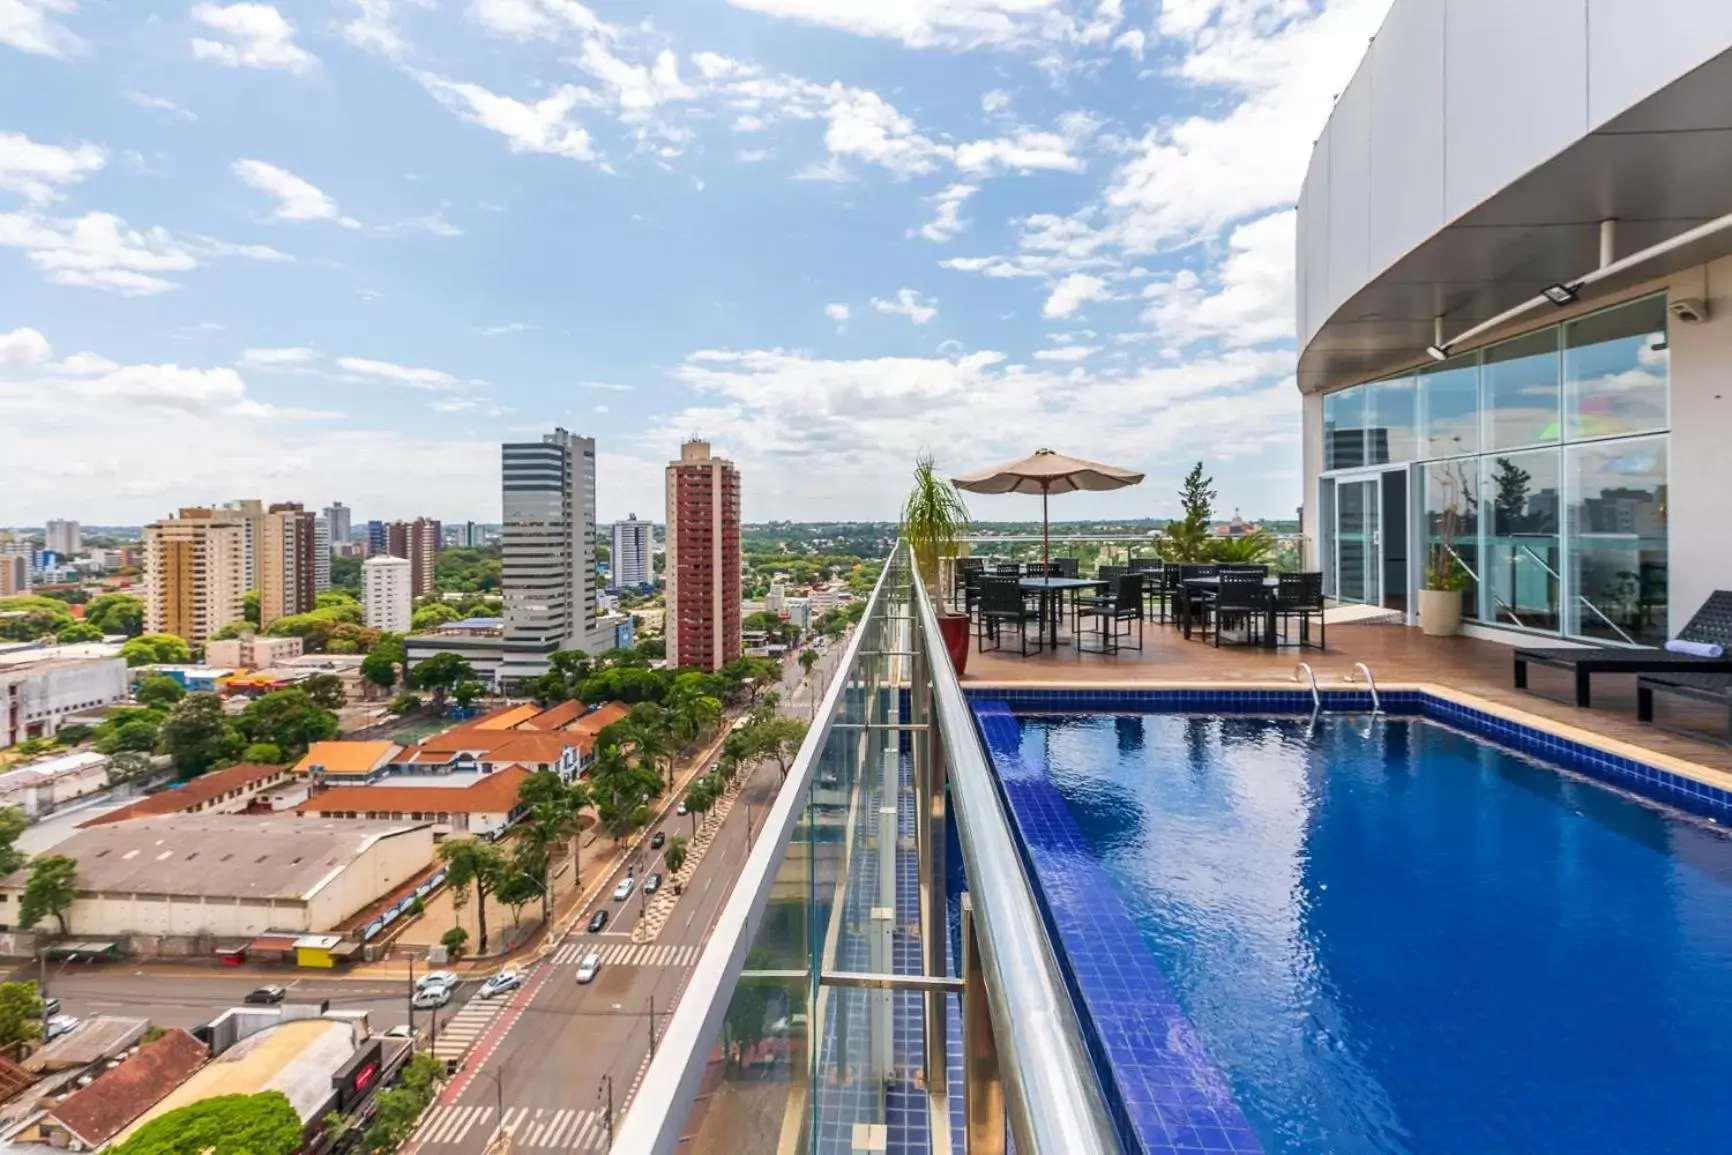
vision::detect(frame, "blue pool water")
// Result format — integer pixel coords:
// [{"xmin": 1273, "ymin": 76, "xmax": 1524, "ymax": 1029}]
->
[{"xmin": 1008, "ymin": 713, "xmax": 1732, "ymax": 1155}]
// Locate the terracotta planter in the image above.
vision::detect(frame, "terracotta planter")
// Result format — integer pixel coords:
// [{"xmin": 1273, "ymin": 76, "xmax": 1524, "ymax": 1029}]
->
[
  {"xmin": 937, "ymin": 611, "xmax": 971, "ymax": 677},
  {"xmin": 1417, "ymin": 588, "xmax": 1463, "ymax": 637}
]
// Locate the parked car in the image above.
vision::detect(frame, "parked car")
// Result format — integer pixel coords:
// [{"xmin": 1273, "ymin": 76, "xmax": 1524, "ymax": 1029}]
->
[
  {"xmin": 244, "ymin": 985, "xmax": 286, "ymax": 1005},
  {"xmin": 676, "ymin": 800, "xmax": 689, "ymax": 816},
  {"xmin": 39, "ymin": 997, "xmax": 60, "ymax": 1019},
  {"xmin": 651, "ymin": 831, "xmax": 666, "ymax": 850},
  {"xmin": 575, "ymin": 953, "xmax": 602, "ymax": 984},
  {"xmin": 644, "ymin": 873, "xmax": 662, "ymax": 895},
  {"xmin": 382, "ymin": 1024, "xmax": 417, "ymax": 1039},
  {"xmin": 411, "ymin": 985, "xmax": 452, "ymax": 1010},
  {"xmin": 587, "ymin": 909, "xmax": 609, "ymax": 934},
  {"xmin": 479, "ymin": 970, "xmax": 523, "ymax": 999},
  {"xmin": 416, "ymin": 971, "xmax": 457, "ymax": 993},
  {"xmin": 44, "ymin": 1014, "xmax": 79, "ymax": 1041},
  {"xmin": 612, "ymin": 876, "xmax": 635, "ymax": 901}
]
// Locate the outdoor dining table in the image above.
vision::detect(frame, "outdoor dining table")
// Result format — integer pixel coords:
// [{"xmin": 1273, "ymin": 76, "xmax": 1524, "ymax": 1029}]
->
[
  {"xmin": 1178, "ymin": 575, "xmax": 1282, "ymax": 648},
  {"xmin": 1018, "ymin": 576, "xmax": 1108, "ymax": 649}
]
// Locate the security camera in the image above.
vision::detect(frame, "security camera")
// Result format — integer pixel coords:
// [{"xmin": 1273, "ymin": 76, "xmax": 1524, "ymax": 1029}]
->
[{"xmin": 1670, "ymin": 297, "xmax": 1710, "ymax": 324}]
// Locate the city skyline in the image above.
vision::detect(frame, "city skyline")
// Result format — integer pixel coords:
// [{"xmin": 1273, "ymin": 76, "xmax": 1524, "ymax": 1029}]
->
[{"xmin": 0, "ymin": 2, "xmax": 1395, "ymax": 526}]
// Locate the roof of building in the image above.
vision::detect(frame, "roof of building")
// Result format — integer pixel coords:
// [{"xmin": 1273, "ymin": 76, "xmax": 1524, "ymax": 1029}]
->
[
  {"xmin": 448, "ymin": 616, "xmax": 503, "ymax": 629},
  {"xmin": 297, "ymin": 766, "xmax": 529, "ymax": 816},
  {"xmin": 81, "ymin": 763, "xmax": 288, "ymax": 827},
  {"xmin": 24, "ymin": 1016, "xmax": 149, "ymax": 1074},
  {"xmin": 564, "ymin": 700, "xmax": 630, "ymax": 739},
  {"xmin": 294, "ymin": 740, "xmax": 401, "ymax": 776},
  {"xmin": 1, "ymin": 751, "xmax": 108, "ymax": 784},
  {"xmin": 408, "ymin": 727, "xmax": 573, "ymax": 763},
  {"xmin": 515, "ymin": 699, "xmax": 587, "ymax": 730},
  {"xmin": 0, "ymin": 816, "xmax": 428, "ymax": 900},
  {"xmin": 468, "ymin": 703, "xmax": 542, "ymax": 731},
  {"xmin": 48, "ymin": 1028, "xmax": 208, "ymax": 1147}
]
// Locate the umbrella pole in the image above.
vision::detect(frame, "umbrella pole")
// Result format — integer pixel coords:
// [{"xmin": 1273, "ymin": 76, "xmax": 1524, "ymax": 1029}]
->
[{"xmin": 1042, "ymin": 486, "xmax": 1050, "ymax": 567}]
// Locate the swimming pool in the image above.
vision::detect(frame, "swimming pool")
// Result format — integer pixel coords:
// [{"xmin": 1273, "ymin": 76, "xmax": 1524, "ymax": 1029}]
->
[{"xmin": 977, "ymin": 702, "xmax": 1732, "ymax": 1155}]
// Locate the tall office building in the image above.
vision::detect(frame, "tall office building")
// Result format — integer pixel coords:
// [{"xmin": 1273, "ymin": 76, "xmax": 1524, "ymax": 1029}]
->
[
  {"xmin": 322, "ymin": 502, "xmax": 352, "ymax": 546},
  {"xmin": 142, "ymin": 508, "xmax": 246, "ymax": 643},
  {"xmin": 611, "ymin": 514, "xmax": 654, "ymax": 589},
  {"xmin": 220, "ymin": 499, "xmax": 266, "ymax": 590},
  {"xmin": 44, "ymin": 520, "xmax": 79, "ymax": 557},
  {"xmin": 665, "ymin": 440, "xmax": 742, "ymax": 672},
  {"xmin": 383, "ymin": 518, "xmax": 441, "ymax": 597},
  {"xmin": 362, "ymin": 555, "xmax": 413, "ymax": 634},
  {"xmin": 313, "ymin": 516, "xmax": 332, "ymax": 594},
  {"xmin": 0, "ymin": 553, "xmax": 27, "ymax": 597},
  {"xmin": 449, "ymin": 520, "xmax": 482, "ymax": 548},
  {"xmin": 259, "ymin": 502, "xmax": 316, "ymax": 627},
  {"xmin": 501, "ymin": 428, "xmax": 602, "ymax": 682},
  {"xmin": 366, "ymin": 520, "xmax": 387, "ymax": 557}
]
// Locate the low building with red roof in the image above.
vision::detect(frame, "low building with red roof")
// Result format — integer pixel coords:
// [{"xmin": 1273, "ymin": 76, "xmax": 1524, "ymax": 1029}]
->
[
  {"xmin": 295, "ymin": 765, "xmax": 530, "ymax": 839},
  {"xmin": 31, "ymin": 1029, "xmax": 209, "ymax": 1150},
  {"xmin": 81, "ymin": 762, "xmax": 295, "ymax": 827}
]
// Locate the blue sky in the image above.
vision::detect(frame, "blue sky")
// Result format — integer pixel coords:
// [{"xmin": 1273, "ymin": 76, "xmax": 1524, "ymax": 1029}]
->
[{"xmin": 0, "ymin": 0, "xmax": 1390, "ymax": 525}]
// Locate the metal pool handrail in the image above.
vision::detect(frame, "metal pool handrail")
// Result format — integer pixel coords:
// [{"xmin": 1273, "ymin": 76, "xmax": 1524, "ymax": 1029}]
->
[{"xmin": 910, "ymin": 567, "xmax": 1122, "ymax": 1155}]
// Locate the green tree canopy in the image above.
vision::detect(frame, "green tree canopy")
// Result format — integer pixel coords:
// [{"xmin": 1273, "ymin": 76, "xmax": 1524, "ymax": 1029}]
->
[
  {"xmin": 1160, "ymin": 461, "xmax": 1217, "ymax": 563},
  {"xmin": 243, "ymin": 590, "xmax": 260, "ymax": 626},
  {"xmin": 94, "ymin": 706, "xmax": 168, "ymax": 755},
  {"xmin": 242, "ymin": 742, "xmax": 285, "ymax": 764},
  {"xmin": 55, "ymin": 621, "xmax": 104, "ymax": 644},
  {"xmin": 386, "ymin": 692, "xmax": 422, "ymax": 715},
  {"xmin": 120, "ymin": 633, "xmax": 192, "ymax": 668},
  {"xmin": 437, "ymin": 838, "xmax": 508, "ymax": 953},
  {"xmin": 110, "ymin": 1092, "xmax": 301, "ymax": 1155},
  {"xmin": 19, "ymin": 854, "xmax": 78, "ymax": 935},
  {"xmin": 0, "ymin": 807, "xmax": 29, "ymax": 878},
  {"xmin": 0, "ymin": 981, "xmax": 44, "ymax": 1048},
  {"xmin": 413, "ymin": 651, "xmax": 477, "ymax": 703},
  {"xmin": 83, "ymin": 593, "xmax": 144, "ymax": 637},
  {"xmin": 360, "ymin": 634, "xmax": 404, "ymax": 692},
  {"xmin": 158, "ymin": 693, "xmax": 243, "ymax": 777},
  {"xmin": 300, "ymin": 673, "xmax": 346, "ymax": 710},
  {"xmin": 411, "ymin": 602, "xmax": 462, "ymax": 631},
  {"xmin": 209, "ymin": 620, "xmax": 253, "ymax": 641},
  {"xmin": 135, "ymin": 675, "xmax": 187, "ymax": 710},
  {"xmin": 237, "ymin": 689, "xmax": 339, "ymax": 758},
  {"xmin": 0, "ymin": 597, "xmax": 75, "ymax": 642},
  {"xmin": 262, "ymin": 609, "xmax": 380, "ymax": 653}
]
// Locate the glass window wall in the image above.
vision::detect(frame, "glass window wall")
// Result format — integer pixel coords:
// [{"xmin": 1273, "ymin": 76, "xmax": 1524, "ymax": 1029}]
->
[
  {"xmin": 1482, "ymin": 450, "xmax": 1561, "ymax": 633},
  {"xmin": 1565, "ymin": 436, "xmax": 1668, "ymax": 646},
  {"xmin": 1418, "ymin": 356, "xmax": 1480, "ymax": 458},
  {"xmin": 1564, "ymin": 295, "xmax": 1668, "ymax": 441},
  {"xmin": 1368, "ymin": 376, "xmax": 1416, "ymax": 465},
  {"xmin": 1421, "ymin": 458, "xmax": 1480, "ymax": 623},
  {"xmin": 1324, "ymin": 387, "xmax": 1366, "ymax": 471},
  {"xmin": 1483, "ymin": 329, "xmax": 1561, "ymax": 451}
]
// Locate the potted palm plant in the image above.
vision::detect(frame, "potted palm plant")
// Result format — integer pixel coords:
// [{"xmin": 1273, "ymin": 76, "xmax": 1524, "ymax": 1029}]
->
[
  {"xmin": 1419, "ymin": 501, "xmax": 1470, "ymax": 636},
  {"xmin": 901, "ymin": 453, "xmax": 972, "ymax": 674}
]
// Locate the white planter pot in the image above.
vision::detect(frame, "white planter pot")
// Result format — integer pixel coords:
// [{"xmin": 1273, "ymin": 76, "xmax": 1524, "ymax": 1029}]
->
[{"xmin": 1417, "ymin": 588, "xmax": 1463, "ymax": 637}]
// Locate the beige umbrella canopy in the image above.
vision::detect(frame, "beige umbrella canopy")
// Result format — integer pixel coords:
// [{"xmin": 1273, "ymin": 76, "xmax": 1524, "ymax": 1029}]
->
[{"xmin": 953, "ymin": 448, "xmax": 1145, "ymax": 565}]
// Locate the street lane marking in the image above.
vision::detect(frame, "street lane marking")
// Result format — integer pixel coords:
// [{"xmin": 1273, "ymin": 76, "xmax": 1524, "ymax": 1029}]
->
[
  {"xmin": 549, "ymin": 942, "xmax": 698, "ymax": 967},
  {"xmin": 413, "ymin": 1104, "xmax": 494, "ymax": 1145}
]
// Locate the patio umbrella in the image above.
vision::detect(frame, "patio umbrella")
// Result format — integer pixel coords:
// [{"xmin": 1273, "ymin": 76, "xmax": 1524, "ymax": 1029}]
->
[{"xmin": 952, "ymin": 448, "xmax": 1145, "ymax": 565}]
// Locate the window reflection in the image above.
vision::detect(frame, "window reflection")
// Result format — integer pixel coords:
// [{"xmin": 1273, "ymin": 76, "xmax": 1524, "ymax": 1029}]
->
[
  {"xmin": 1483, "ymin": 450, "xmax": 1560, "ymax": 632},
  {"xmin": 1324, "ymin": 387, "xmax": 1365, "ymax": 471},
  {"xmin": 1422, "ymin": 459, "xmax": 1479, "ymax": 622},
  {"xmin": 1418, "ymin": 357, "xmax": 1479, "ymax": 458},
  {"xmin": 1566, "ymin": 437, "xmax": 1668, "ymax": 646},
  {"xmin": 1483, "ymin": 329, "xmax": 1561, "ymax": 451},
  {"xmin": 1368, "ymin": 377, "xmax": 1415, "ymax": 464},
  {"xmin": 1564, "ymin": 295, "xmax": 1668, "ymax": 441}
]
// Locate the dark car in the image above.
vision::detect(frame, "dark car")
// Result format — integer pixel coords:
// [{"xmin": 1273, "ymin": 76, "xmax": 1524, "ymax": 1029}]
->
[
  {"xmin": 587, "ymin": 908, "xmax": 609, "ymax": 934},
  {"xmin": 245, "ymin": 985, "xmax": 287, "ymax": 1005},
  {"xmin": 644, "ymin": 872, "xmax": 662, "ymax": 895},
  {"xmin": 651, "ymin": 831, "xmax": 666, "ymax": 850}
]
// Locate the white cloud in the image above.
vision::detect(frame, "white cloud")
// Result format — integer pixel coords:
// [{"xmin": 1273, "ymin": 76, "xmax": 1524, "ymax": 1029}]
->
[
  {"xmin": 0, "ymin": 326, "xmax": 51, "ymax": 367},
  {"xmin": 190, "ymin": 3, "xmax": 318, "ymax": 75},
  {"xmin": 821, "ymin": 87, "xmax": 947, "ymax": 177},
  {"xmin": 232, "ymin": 159, "xmax": 360, "ymax": 226},
  {"xmin": 735, "ymin": 147, "xmax": 772, "ymax": 163},
  {"xmin": 0, "ymin": 131, "xmax": 105, "ymax": 207},
  {"xmin": 467, "ymin": 0, "xmax": 602, "ymax": 41},
  {"xmin": 54, "ymin": 351, "xmax": 119, "ymax": 374},
  {"xmin": 1139, "ymin": 209, "xmax": 1295, "ymax": 348},
  {"xmin": 0, "ymin": 0, "xmax": 82, "ymax": 56},
  {"xmin": 918, "ymin": 183, "xmax": 976, "ymax": 243},
  {"xmin": 1033, "ymin": 345, "xmax": 1099, "ymax": 361},
  {"xmin": 413, "ymin": 71, "xmax": 597, "ymax": 162},
  {"xmin": 124, "ymin": 92, "xmax": 197, "ymax": 121},
  {"xmin": 718, "ymin": 0, "xmax": 1072, "ymax": 50},
  {"xmin": 336, "ymin": 356, "xmax": 463, "ymax": 388},
  {"xmin": 339, "ymin": 0, "xmax": 426, "ymax": 58},
  {"xmin": 953, "ymin": 126, "xmax": 1086, "ymax": 175},
  {"xmin": 384, "ymin": 212, "xmax": 462, "ymax": 237},
  {"xmin": 981, "ymin": 89, "xmax": 1011, "ymax": 114},
  {"xmin": 1042, "ymin": 272, "xmax": 1108, "ymax": 318},
  {"xmin": 1111, "ymin": 27, "xmax": 1143, "ymax": 58},
  {"xmin": 577, "ymin": 379, "xmax": 632, "ymax": 391},
  {"xmin": 824, "ymin": 303, "xmax": 851, "ymax": 323},
  {"xmin": 477, "ymin": 322, "xmax": 533, "ymax": 336},
  {"xmin": 240, "ymin": 346, "xmax": 318, "ymax": 366},
  {"xmin": 871, "ymin": 288, "xmax": 938, "ymax": 325},
  {"xmin": 0, "ymin": 210, "xmax": 198, "ymax": 294},
  {"xmin": 186, "ymin": 234, "xmax": 293, "ymax": 261}
]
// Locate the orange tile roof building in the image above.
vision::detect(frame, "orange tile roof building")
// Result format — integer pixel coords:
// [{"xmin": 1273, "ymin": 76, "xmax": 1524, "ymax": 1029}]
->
[
  {"xmin": 81, "ymin": 762, "xmax": 295, "ymax": 827},
  {"xmin": 296, "ymin": 766, "xmax": 530, "ymax": 839},
  {"xmin": 35, "ymin": 1029, "xmax": 209, "ymax": 1150},
  {"xmin": 294, "ymin": 741, "xmax": 402, "ymax": 783}
]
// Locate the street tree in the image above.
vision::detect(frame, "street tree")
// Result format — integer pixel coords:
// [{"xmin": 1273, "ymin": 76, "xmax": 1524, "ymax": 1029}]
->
[
  {"xmin": 359, "ymin": 634, "xmax": 403, "ymax": 694},
  {"xmin": 494, "ymin": 868, "xmax": 541, "ymax": 929},
  {"xmin": 0, "ymin": 807, "xmax": 28, "ymax": 877},
  {"xmin": 242, "ymin": 742, "xmax": 285, "ymax": 764},
  {"xmin": 301, "ymin": 673, "xmax": 345, "ymax": 710},
  {"xmin": 684, "ymin": 777, "xmax": 716, "ymax": 839},
  {"xmin": 748, "ymin": 717, "xmax": 809, "ymax": 782},
  {"xmin": 452, "ymin": 679, "xmax": 487, "ymax": 710},
  {"xmin": 413, "ymin": 651, "xmax": 477, "ymax": 707},
  {"xmin": 158, "ymin": 693, "xmax": 243, "ymax": 777},
  {"xmin": 663, "ymin": 835, "xmax": 688, "ymax": 885},
  {"xmin": 135, "ymin": 675, "xmax": 186, "ymax": 710},
  {"xmin": 0, "ymin": 981, "xmax": 44, "ymax": 1047},
  {"xmin": 105, "ymin": 751, "xmax": 156, "ymax": 787},
  {"xmin": 83, "ymin": 592, "xmax": 145, "ymax": 637},
  {"xmin": 386, "ymin": 692, "xmax": 422, "ymax": 715},
  {"xmin": 798, "ymin": 649, "xmax": 819, "ymax": 676},
  {"xmin": 437, "ymin": 838, "xmax": 508, "ymax": 954},
  {"xmin": 120, "ymin": 633, "xmax": 192, "ymax": 668},
  {"xmin": 238, "ymin": 688, "xmax": 339, "ymax": 758},
  {"xmin": 19, "ymin": 854, "xmax": 78, "ymax": 935},
  {"xmin": 56, "ymin": 622, "xmax": 104, "ymax": 644}
]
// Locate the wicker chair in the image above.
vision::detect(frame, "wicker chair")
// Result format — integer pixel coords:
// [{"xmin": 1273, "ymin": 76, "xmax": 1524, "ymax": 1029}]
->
[
  {"xmin": 1078, "ymin": 573, "xmax": 1144, "ymax": 654},
  {"xmin": 977, "ymin": 575, "xmax": 1044, "ymax": 655},
  {"xmin": 1273, "ymin": 572, "xmax": 1325, "ymax": 650}
]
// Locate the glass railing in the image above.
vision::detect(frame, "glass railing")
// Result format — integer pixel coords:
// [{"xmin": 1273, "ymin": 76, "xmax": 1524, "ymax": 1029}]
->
[{"xmin": 612, "ymin": 542, "xmax": 1120, "ymax": 1154}]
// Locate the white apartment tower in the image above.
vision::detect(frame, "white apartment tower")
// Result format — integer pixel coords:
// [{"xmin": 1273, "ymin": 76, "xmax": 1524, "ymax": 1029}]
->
[
  {"xmin": 611, "ymin": 514, "xmax": 653, "ymax": 588},
  {"xmin": 44, "ymin": 520, "xmax": 79, "ymax": 557},
  {"xmin": 362, "ymin": 555, "xmax": 413, "ymax": 634},
  {"xmin": 500, "ymin": 428, "xmax": 603, "ymax": 681},
  {"xmin": 221, "ymin": 499, "xmax": 266, "ymax": 589},
  {"xmin": 313, "ymin": 516, "xmax": 332, "ymax": 594},
  {"xmin": 322, "ymin": 502, "xmax": 352, "ymax": 546}
]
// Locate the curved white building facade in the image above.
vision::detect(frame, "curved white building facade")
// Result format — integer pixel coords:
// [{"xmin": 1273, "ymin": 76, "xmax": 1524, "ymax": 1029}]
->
[{"xmin": 1298, "ymin": 0, "xmax": 1732, "ymax": 644}]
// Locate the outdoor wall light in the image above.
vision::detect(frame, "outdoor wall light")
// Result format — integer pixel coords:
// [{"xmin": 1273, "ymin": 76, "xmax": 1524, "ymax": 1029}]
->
[
  {"xmin": 1542, "ymin": 282, "xmax": 1582, "ymax": 306},
  {"xmin": 1425, "ymin": 344, "xmax": 1449, "ymax": 362}
]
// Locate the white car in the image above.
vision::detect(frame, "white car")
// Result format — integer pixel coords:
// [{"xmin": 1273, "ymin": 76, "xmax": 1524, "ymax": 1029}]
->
[
  {"xmin": 479, "ymin": 970, "xmax": 523, "ymax": 999},
  {"xmin": 574, "ymin": 953, "xmax": 602, "ymax": 984},
  {"xmin": 612, "ymin": 876, "xmax": 635, "ymax": 901},
  {"xmin": 411, "ymin": 985, "xmax": 452, "ymax": 1010},
  {"xmin": 416, "ymin": 970, "xmax": 457, "ymax": 993},
  {"xmin": 382, "ymin": 1024, "xmax": 417, "ymax": 1040},
  {"xmin": 45, "ymin": 1014, "xmax": 79, "ymax": 1041}
]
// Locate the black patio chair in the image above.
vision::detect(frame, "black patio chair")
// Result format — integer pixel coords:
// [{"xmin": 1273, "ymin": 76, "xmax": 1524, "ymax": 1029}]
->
[
  {"xmin": 1174, "ymin": 563, "xmax": 1220, "ymax": 636},
  {"xmin": 977, "ymin": 574, "xmax": 1044, "ymax": 656},
  {"xmin": 1206, "ymin": 571, "xmax": 1269, "ymax": 647},
  {"xmin": 1513, "ymin": 590, "xmax": 1732, "ymax": 707},
  {"xmin": 1637, "ymin": 671, "xmax": 1732, "ymax": 744},
  {"xmin": 960, "ymin": 568, "xmax": 984, "ymax": 619},
  {"xmin": 952, "ymin": 557, "xmax": 984, "ymax": 611},
  {"xmin": 1025, "ymin": 561, "xmax": 1056, "ymax": 577},
  {"xmin": 1078, "ymin": 573, "xmax": 1144, "ymax": 654},
  {"xmin": 1273, "ymin": 571, "xmax": 1325, "ymax": 650},
  {"xmin": 1220, "ymin": 565, "xmax": 1269, "ymax": 578},
  {"xmin": 1051, "ymin": 557, "xmax": 1079, "ymax": 578}
]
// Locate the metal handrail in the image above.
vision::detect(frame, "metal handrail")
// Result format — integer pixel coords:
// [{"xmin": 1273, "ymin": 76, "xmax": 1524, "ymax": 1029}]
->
[
  {"xmin": 1347, "ymin": 662, "xmax": 1382, "ymax": 714},
  {"xmin": 1292, "ymin": 662, "xmax": 1320, "ymax": 710},
  {"xmin": 910, "ymin": 563, "xmax": 1121, "ymax": 1154}
]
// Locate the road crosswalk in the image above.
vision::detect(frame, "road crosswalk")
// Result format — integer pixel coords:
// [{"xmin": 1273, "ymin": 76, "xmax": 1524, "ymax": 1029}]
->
[
  {"xmin": 549, "ymin": 940, "xmax": 700, "ymax": 968},
  {"xmin": 430, "ymin": 996, "xmax": 506, "ymax": 1062},
  {"xmin": 413, "ymin": 1105, "xmax": 612, "ymax": 1149}
]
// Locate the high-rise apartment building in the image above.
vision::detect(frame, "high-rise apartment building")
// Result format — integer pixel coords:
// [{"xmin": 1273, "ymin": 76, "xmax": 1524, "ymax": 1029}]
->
[
  {"xmin": 611, "ymin": 513, "xmax": 654, "ymax": 588},
  {"xmin": 44, "ymin": 520, "xmax": 80, "ymax": 557},
  {"xmin": 366, "ymin": 520, "xmax": 387, "ymax": 556},
  {"xmin": 259, "ymin": 503, "xmax": 316, "ymax": 627},
  {"xmin": 383, "ymin": 518, "xmax": 441, "ymax": 597},
  {"xmin": 322, "ymin": 502, "xmax": 352, "ymax": 546},
  {"xmin": 447, "ymin": 520, "xmax": 483, "ymax": 548},
  {"xmin": 362, "ymin": 555, "xmax": 413, "ymax": 634},
  {"xmin": 501, "ymin": 428, "xmax": 601, "ymax": 682},
  {"xmin": 665, "ymin": 440, "xmax": 742, "ymax": 672},
  {"xmin": 313, "ymin": 516, "xmax": 332, "ymax": 594},
  {"xmin": 220, "ymin": 499, "xmax": 266, "ymax": 590},
  {"xmin": 142, "ymin": 508, "xmax": 246, "ymax": 643},
  {"xmin": 0, "ymin": 553, "xmax": 27, "ymax": 597}
]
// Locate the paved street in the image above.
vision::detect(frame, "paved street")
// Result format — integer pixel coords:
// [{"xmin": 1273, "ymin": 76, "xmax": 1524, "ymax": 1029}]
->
[{"xmin": 406, "ymin": 642, "xmax": 849, "ymax": 1154}]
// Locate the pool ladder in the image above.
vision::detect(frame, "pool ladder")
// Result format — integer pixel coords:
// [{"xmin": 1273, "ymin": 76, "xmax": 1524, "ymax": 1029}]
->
[
  {"xmin": 1343, "ymin": 661, "xmax": 1383, "ymax": 714},
  {"xmin": 1292, "ymin": 662, "xmax": 1320, "ymax": 711}
]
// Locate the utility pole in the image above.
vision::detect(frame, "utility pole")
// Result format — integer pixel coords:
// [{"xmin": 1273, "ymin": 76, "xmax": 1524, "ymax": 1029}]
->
[
  {"xmin": 647, "ymin": 994, "xmax": 657, "ymax": 1057},
  {"xmin": 37, "ymin": 949, "xmax": 46, "ymax": 998},
  {"xmin": 597, "ymin": 1074, "xmax": 614, "ymax": 1150},
  {"xmin": 406, "ymin": 957, "xmax": 415, "ymax": 1043}
]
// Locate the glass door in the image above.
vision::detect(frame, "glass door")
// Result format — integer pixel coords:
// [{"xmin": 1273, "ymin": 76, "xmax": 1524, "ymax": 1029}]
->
[{"xmin": 1335, "ymin": 478, "xmax": 1380, "ymax": 605}]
